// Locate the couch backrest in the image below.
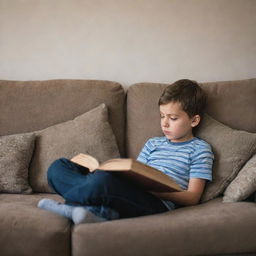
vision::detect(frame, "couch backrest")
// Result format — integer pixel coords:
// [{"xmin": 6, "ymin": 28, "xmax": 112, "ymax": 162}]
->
[
  {"xmin": 126, "ymin": 78, "xmax": 256, "ymax": 158},
  {"xmin": 0, "ymin": 79, "xmax": 126, "ymax": 156}
]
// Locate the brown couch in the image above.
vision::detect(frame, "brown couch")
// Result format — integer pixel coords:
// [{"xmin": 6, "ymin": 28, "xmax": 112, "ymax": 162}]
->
[{"xmin": 0, "ymin": 79, "xmax": 255, "ymax": 256}]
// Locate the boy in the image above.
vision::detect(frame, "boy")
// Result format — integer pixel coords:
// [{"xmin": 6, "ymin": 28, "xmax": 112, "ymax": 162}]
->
[{"xmin": 38, "ymin": 79, "xmax": 214, "ymax": 224}]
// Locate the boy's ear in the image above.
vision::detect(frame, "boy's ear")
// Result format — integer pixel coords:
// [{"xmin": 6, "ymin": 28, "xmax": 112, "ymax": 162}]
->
[{"xmin": 191, "ymin": 115, "xmax": 201, "ymax": 127}]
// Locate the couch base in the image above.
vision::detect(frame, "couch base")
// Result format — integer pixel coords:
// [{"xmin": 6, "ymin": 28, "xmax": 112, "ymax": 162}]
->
[
  {"xmin": 72, "ymin": 198, "xmax": 256, "ymax": 256},
  {"xmin": 0, "ymin": 193, "xmax": 71, "ymax": 256}
]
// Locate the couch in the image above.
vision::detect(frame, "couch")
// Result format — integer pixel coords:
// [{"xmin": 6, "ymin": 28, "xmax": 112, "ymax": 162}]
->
[{"xmin": 0, "ymin": 78, "xmax": 255, "ymax": 256}]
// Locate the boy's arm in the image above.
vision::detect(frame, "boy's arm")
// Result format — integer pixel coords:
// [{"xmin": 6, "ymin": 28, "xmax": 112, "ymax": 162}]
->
[
  {"xmin": 150, "ymin": 178, "xmax": 206, "ymax": 206},
  {"xmin": 136, "ymin": 138, "xmax": 154, "ymax": 164},
  {"xmin": 156, "ymin": 142, "xmax": 213, "ymax": 206}
]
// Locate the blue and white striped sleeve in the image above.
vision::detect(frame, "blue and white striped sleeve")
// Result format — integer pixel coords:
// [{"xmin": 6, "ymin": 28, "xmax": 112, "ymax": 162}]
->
[
  {"xmin": 190, "ymin": 144, "xmax": 214, "ymax": 182},
  {"xmin": 136, "ymin": 138, "xmax": 155, "ymax": 164}
]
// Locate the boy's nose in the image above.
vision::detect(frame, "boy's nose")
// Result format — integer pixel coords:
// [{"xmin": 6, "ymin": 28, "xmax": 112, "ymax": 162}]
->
[{"xmin": 163, "ymin": 119, "xmax": 169, "ymax": 127}]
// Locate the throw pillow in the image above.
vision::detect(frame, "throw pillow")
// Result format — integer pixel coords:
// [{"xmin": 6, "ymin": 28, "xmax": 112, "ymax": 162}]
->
[
  {"xmin": 196, "ymin": 114, "xmax": 256, "ymax": 202},
  {"xmin": 29, "ymin": 103, "xmax": 120, "ymax": 192},
  {"xmin": 223, "ymin": 154, "xmax": 256, "ymax": 202},
  {"xmin": 0, "ymin": 133, "xmax": 35, "ymax": 194}
]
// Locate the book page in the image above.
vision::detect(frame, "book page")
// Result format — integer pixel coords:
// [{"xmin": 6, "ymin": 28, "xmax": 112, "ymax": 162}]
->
[
  {"xmin": 99, "ymin": 158, "xmax": 132, "ymax": 170},
  {"xmin": 71, "ymin": 153, "xmax": 99, "ymax": 172}
]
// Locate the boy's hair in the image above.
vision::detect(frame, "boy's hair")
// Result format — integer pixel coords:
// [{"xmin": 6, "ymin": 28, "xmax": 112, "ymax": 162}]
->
[{"xmin": 158, "ymin": 79, "xmax": 207, "ymax": 117}]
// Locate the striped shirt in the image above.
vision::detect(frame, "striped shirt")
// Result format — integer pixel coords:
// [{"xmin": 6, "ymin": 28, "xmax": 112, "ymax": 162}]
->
[{"xmin": 137, "ymin": 136, "xmax": 214, "ymax": 210}]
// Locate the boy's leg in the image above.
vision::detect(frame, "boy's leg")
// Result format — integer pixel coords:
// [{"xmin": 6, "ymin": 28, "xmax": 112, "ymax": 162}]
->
[
  {"xmin": 47, "ymin": 158, "xmax": 169, "ymax": 219},
  {"xmin": 46, "ymin": 158, "xmax": 118, "ymax": 220}
]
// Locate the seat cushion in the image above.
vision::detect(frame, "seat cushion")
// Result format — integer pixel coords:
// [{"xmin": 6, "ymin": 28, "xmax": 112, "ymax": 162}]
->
[
  {"xmin": 72, "ymin": 198, "xmax": 256, "ymax": 256},
  {"xmin": 0, "ymin": 193, "xmax": 71, "ymax": 256}
]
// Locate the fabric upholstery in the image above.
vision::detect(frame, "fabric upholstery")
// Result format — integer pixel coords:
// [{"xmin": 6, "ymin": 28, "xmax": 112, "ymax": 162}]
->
[
  {"xmin": 1, "ymin": 78, "xmax": 256, "ymax": 256},
  {"xmin": 0, "ymin": 133, "xmax": 35, "ymax": 193},
  {"xmin": 0, "ymin": 79, "xmax": 125, "ymax": 156},
  {"xmin": 29, "ymin": 104, "xmax": 120, "ymax": 192},
  {"xmin": 200, "ymin": 78, "xmax": 256, "ymax": 133},
  {"xmin": 223, "ymin": 154, "xmax": 256, "ymax": 202},
  {"xmin": 126, "ymin": 79, "xmax": 256, "ymax": 159},
  {"xmin": 196, "ymin": 115, "xmax": 256, "ymax": 202},
  {"xmin": 72, "ymin": 198, "xmax": 256, "ymax": 256},
  {"xmin": 0, "ymin": 193, "xmax": 70, "ymax": 256}
]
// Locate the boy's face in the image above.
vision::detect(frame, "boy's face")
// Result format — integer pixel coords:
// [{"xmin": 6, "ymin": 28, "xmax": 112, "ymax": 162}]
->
[{"xmin": 159, "ymin": 102, "xmax": 200, "ymax": 143}]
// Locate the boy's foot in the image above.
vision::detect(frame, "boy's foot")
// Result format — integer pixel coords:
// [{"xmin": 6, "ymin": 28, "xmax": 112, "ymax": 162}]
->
[
  {"xmin": 72, "ymin": 207, "xmax": 107, "ymax": 224},
  {"xmin": 38, "ymin": 198, "xmax": 107, "ymax": 224},
  {"xmin": 38, "ymin": 198, "xmax": 74, "ymax": 219}
]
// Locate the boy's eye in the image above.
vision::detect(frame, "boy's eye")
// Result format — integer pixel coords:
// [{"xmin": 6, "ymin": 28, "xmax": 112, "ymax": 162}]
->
[{"xmin": 160, "ymin": 114, "xmax": 177, "ymax": 121}]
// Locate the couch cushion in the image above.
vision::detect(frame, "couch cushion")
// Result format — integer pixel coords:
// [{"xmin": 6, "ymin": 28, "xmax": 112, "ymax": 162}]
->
[
  {"xmin": 200, "ymin": 78, "xmax": 256, "ymax": 133},
  {"xmin": 0, "ymin": 193, "xmax": 70, "ymax": 256},
  {"xmin": 196, "ymin": 115, "xmax": 256, "ymax": 202},
  {"xmin": 72, "ymin": 198, "xmax": 256, "ymax": 256},
  {"xmin": 0, "ymin": 79, "xmax": 125, "ymax": 156},
  {"xmin": 126, "ymin": 78, "xmax": 256, "ymax": 159},
  {"xmin": 223, "ymin": 154, "xmax": 256, "ymax": 202},
  {"xmin": 29, "ymin": 104, "xmax": 120, "ymax": 193},
  {"xmin": 0, "ymin": 133, "xmax": 35, "ymax": 194}
]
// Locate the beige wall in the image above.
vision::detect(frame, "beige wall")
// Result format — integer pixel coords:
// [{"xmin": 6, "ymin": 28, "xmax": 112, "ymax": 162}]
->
[{"xmin": 0, "ymin": 0, "xmax": 255, "ymax": 87}]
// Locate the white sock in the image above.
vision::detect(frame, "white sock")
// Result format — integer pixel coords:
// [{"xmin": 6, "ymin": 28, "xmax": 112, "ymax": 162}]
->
[
  {"xmin": 72, "ymin": 207, "xmax": 107, "ymax": 224},
  {"xmin": 38, "ymin": 198, "xmax": 74, "ymax": 219}
]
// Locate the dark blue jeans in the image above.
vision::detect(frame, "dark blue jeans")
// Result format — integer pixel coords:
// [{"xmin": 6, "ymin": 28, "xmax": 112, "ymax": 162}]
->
[{"xmin": 47, "ymin": 158, "xmax": 169, "ymax": 219}]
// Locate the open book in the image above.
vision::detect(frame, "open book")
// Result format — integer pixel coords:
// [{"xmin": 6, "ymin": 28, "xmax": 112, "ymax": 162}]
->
[{"xmin": 71, "ymin": 153, "xmax": 183, "ymax": 193}]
